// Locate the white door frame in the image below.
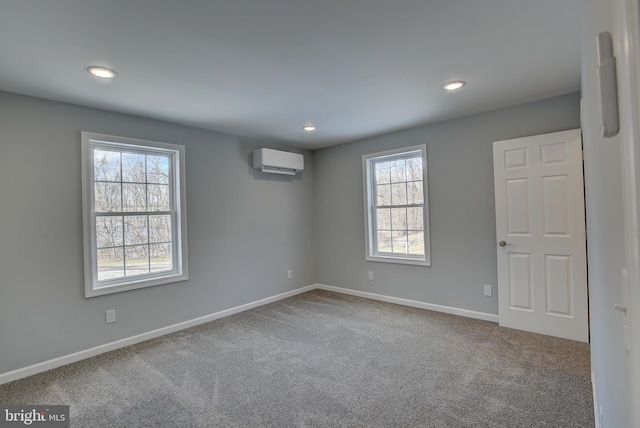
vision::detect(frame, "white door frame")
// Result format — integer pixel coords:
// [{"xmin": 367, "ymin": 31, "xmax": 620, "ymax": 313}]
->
[{"xmin": 613, "ymin": 0, "xmax": 640, "ymax": 425}]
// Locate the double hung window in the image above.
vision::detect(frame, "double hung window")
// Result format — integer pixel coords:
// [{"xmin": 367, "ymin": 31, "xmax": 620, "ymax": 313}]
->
[
  {"xmin": 363, "ymin": 145, "xmax": 430, "ymax": 265},
  {"xmin": 81, "ymin": 132, "xmax": 188, "ymax": 297}
]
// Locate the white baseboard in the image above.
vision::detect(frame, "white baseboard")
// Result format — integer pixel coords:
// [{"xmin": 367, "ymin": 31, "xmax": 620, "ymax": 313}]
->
[
  {"xmin": 1, "ymin": 282, "xmax": 498, "ymax": 385},
  {"xmin": 0, "ymin": 284, "xmax": 316, "ymax": 385},
  {"xmin": 315, "ymin": 283, "xmax": 499, "ymax": 323}
]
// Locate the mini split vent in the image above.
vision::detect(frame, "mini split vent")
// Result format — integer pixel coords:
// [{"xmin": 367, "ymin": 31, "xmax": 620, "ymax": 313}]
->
[{"xmin": 252, "ymin": 148, "xmax": 304, "ymax": 176}]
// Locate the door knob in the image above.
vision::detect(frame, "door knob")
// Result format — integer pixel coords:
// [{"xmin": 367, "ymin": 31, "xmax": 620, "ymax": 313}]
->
[{"xmin": 499, "ymin": 240, "xmax": 511, "ymax": 247}]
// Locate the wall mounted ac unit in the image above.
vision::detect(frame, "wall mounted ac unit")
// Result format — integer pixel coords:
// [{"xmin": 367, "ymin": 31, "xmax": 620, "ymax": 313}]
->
[{"xmin": 252, "ymin": 148, "xmax": 304, "ymax": 175}]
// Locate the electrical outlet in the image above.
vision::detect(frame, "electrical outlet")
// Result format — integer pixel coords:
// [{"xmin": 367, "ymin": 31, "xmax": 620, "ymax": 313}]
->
[
  {"xmin": 368, "ymin": 271, "xmax": 374, "ymax": 281},
  {"xmin": 483, "ymin": 285, "xmax": 493, "ymax": 297},
  {"xmin": 105, "ymin": 309, "xmax": 116, "ymax": 324},
  {"xmin": 287, "ymin": 270, "xmax": 292, "ymax": 279}
]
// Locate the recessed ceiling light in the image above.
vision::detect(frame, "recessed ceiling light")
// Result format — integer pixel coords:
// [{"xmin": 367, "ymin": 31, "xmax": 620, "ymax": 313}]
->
[
  {"xmin": 87, "ymin": 66, "xmax": 118, "ymax": 79},
  {"xmin": 443, "ymin": 81, "xmax": 465, "ymax": 91},
  {"xmin": 302, "ymin": 125, "xmax": 317, "ymax": 132}
]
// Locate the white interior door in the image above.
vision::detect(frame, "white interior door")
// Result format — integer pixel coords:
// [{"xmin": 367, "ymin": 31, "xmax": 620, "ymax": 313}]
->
[{"xmin": 493, "ymin": 129, "xmax": 588, "ymax": 342}]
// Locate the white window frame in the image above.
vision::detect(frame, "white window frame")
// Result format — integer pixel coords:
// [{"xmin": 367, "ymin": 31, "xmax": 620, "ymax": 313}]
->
[
  {"xmin": 81, "ymin": 132, "xmax": 188, "ymax": 298},
  {"xmin": 362, "ymin": 144, "xmax": 431, "ymax": 266}
]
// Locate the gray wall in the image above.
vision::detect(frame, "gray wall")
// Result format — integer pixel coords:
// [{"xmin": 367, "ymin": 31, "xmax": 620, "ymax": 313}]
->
[
  {"xmin": 0, "ymin": 91, "xmax": 315, "ymax": 375},
  {"xmin": 314, "ymin": 93, "xmax": 581, "ymax": 316},
  {"xmin": 1, "ymin": 36, "xmax": 631, "ymax": 425},
  {"xmin": 581, "ymin": 1, "xmax": 630, "ymax": 426}
]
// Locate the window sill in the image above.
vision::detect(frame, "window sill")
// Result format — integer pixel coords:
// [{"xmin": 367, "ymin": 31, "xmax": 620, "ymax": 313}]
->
[
  {"xmin": 366, "ymin": 255, "xmax": 431, "ymax": 267},
  {"xmin": 85, "ymin": 273, "xmax": 189, "ymax": 298}
]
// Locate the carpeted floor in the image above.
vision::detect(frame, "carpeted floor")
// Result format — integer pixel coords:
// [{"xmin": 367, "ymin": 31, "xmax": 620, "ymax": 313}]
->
[{"xmin": 0, "ymin": 290, "xmax": 593, "ymax": 427}]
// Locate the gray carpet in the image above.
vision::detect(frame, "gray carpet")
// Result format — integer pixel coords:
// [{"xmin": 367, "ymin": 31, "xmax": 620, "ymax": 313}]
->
[{"xmin": 0, "ymin": 290, "xmax": 593, "ymax": 427}]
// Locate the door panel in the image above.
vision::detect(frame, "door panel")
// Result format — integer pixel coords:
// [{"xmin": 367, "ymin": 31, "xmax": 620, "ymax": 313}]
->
[
  {"xmin": 542, "ymin": 175, "xmax": 570, "ymax": 236},
  {"xmin": 544, "ymin": 255, "xmax": 572, "ymax": 316},
  {"xmin": 493, "ymin": 129, "xmax": 588, "ymax": 342},
  {"xmin": 506, "ymin": 179, "xmax": 531, "ymax": 235},
  {"xmin": 504, "ymin": 148, "xmax": 529, "ymax": 169},
  {"xmin": 509, "ymin": 253, "xmax": 533, "ymax": 310},
  {"xmin": 540, "ymin": 142, "xmax": 568, "ymax": 165}
]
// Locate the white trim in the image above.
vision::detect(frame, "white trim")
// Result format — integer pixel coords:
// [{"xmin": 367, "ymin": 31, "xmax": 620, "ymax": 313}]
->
[
  {"xmin": 365, "ymin": 254, "xmax": 431, "ymax": 266},
  {"xmin": 362, "ymin": 144, "xmax": 431, "ymax": 267},
  {"xmin": 592, "ymin": 370, "xmax": 601, "ymax": 428},
  {"xmin": 614, "ymin": 0, "xmax": 640, "ymax": 425},
  {"xmin": 81, "ymin": 132, "xmax": 189, "ymax": 298},
  {"xmin": 315, "ymin": 283, "xmax": 499, "ymax": 323},
  {"xmin": 0, "ymin": 284, "xmax": 315, "ymax": 385}
]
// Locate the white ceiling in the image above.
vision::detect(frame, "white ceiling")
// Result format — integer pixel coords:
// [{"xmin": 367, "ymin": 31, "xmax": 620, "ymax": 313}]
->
[{"xmin": 0, "ymin": 0, "xmax": 581, "ymax": 150}]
